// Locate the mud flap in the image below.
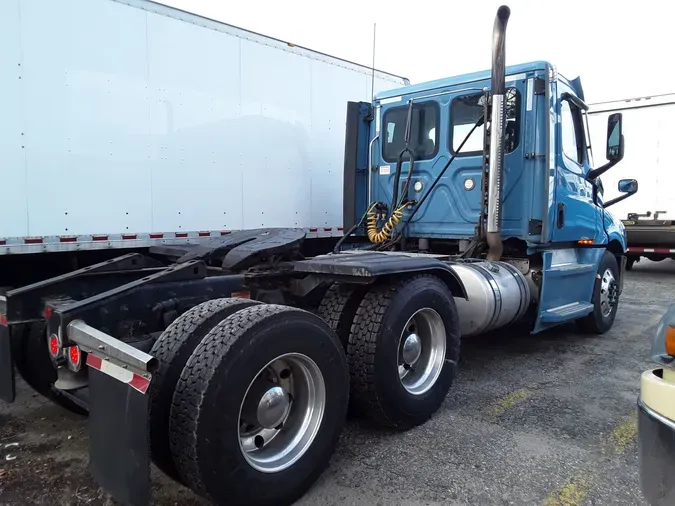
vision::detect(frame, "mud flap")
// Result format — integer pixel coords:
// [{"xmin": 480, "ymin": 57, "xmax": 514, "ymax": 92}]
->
[
  {"xmin": 0, "ymin": 324, "xmax": 15, "ymax": 402},
  {"xmin": 88, "ymin": 368, "xmax": 150, "ymax": 506}
]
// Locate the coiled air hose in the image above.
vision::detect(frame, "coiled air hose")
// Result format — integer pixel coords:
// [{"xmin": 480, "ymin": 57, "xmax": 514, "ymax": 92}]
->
[{"xmin": 367, "ymin": 202, "xmax": 408, "ymax": 244}]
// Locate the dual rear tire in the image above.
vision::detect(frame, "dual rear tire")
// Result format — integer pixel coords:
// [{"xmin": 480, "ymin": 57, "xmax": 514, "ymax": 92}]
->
[
  {"xmin": 149, "ymin": 274, "xmax": 459, "ymax": 504},
  {"xmin": 319, "ymin": 275, "xmax": 461, "ymax": 429},
  {"xmin": 149, "ymin": 300, "xmax": 349, "ymax": 506}
]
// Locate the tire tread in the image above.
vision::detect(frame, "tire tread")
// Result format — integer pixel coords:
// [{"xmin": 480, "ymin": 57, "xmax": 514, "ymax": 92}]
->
[
  {"xmin": 149, "ymin": 297, "xmax": 261, "ymax": 478},
  {"xmin": 169, "ymin": 304, "xmax": 301, "ymax": 498},
  {"xmin": 347, "ymin": 275, "xmax": 459, "ymax": 428}
]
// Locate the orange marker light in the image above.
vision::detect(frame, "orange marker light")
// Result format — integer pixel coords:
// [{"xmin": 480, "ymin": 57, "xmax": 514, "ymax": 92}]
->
[
  {"xmin": 577, "ymin": 239, "xmax": 594, "ymax": 245},
  {"xmin": 666, "ymin": 325, "xmax": 675, "ymax": 356}
]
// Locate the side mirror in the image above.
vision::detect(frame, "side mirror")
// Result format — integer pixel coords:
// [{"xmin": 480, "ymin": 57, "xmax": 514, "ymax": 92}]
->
[
  {"xmin": 618, "ymin": 178, "xmax": 637, "ymax": 194},
  {"xmin": 606, "ymin": 113, "xmax": 624, "ymax": 162},
  {"xmin": 588, "ymin": 112, "xmax": 625, "ymax": 180},
  {"xmin": 604, "ymin": 178, "xmax": 638, "ymax": 208}
]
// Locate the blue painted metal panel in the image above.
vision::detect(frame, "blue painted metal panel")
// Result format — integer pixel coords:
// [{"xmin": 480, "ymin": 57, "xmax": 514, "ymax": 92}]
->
[
  {"xmin": 369, "ymin": 69, "xmax": 549, "ymax": 241},
  {"xmin": 604, "ymin": 212, "xmax": 628, "ymax": 251},
  {"xmin": 375, "ymin": 61, "xmax": 552, "ymax": 101},
  {"xmin": 549, "ymin": 79, "xmax": 603, "ymax": 244},
  {"xmin": 533, "ymin": 247, "xmax": 604, "ymax": 333}
]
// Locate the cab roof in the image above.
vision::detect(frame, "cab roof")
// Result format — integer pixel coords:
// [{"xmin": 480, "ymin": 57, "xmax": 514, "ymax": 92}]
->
[{"xmin": 374, "ymin": 61, "xmax": 585, "ymax": 102}]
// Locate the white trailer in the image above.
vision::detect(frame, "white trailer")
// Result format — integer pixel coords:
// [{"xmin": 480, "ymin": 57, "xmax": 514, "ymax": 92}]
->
[
  {"xmin": 588, "ymin": 94, "xmax": 675, "ymax": 266},
  {"xmin": 0, "ymin": 0, "xmax": 407, "ymax": 257}
]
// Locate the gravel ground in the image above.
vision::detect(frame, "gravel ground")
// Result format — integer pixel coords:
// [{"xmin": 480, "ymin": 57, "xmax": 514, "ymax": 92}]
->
[{"xmin": 0, "ymin": 258, "xmax": 672, "ymax": 506}]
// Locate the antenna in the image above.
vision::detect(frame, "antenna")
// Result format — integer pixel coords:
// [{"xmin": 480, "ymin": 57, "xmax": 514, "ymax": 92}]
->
[{"xmin": 370, "ymin": 22, "xmax": 377, "ymax": 102}]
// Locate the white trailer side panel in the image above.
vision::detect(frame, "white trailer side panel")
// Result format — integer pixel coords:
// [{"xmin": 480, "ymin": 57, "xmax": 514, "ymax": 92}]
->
[
  {"xmin": 0, "ymin": 0, "xmax": 407, "ymax": 253},
  {"xmin": 588, "ymin": 99, "xmax": 675, "ymax": 221}
]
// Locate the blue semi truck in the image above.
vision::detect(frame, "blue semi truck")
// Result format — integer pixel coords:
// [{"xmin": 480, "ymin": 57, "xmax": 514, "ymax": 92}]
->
[{"xmin": 0, "ymin": 4, "xmax": 637, "ymax": 506}]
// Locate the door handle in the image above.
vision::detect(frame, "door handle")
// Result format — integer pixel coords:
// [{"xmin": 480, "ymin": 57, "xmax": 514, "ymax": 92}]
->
[{"xmin": 557, "ymin": 202, "xmax": 565, "ymax": 229}]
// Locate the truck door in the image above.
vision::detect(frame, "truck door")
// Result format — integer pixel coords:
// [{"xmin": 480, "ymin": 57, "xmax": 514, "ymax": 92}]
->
[{"xmin": 550, "ymin": 83, "xmax": 602, "ymax": 243}]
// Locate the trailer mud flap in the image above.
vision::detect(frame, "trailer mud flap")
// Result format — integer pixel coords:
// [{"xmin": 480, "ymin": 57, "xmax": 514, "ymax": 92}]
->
[
  {"xmin": 64, "ymin": 320, "xmax": 158, "ymax": 506},
  {"xmin": 88, "ymin": 368, "xmax": 150, "ymax": 506},
  {"xmin": 0, "ymin": 324, "xmax": 15, "ymax": 402}
]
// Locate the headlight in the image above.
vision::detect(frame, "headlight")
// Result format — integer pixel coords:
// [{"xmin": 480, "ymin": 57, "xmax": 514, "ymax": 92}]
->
[{"xmin": 651, "ymin": 304, "xmax": 675, "ymax": 366}]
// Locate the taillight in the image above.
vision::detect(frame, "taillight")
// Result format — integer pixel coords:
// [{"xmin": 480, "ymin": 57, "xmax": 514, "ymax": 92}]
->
[
  {"xmin": 66, "ymin": 345, "xmax": 82, "ymax": 372},
  {"xmin": 48, "ymin": 333, "xmax": 62, "ymax": 358},
  {"xmin": 0, "ymin": 314, "xmax": 7, "ymax": 327}
]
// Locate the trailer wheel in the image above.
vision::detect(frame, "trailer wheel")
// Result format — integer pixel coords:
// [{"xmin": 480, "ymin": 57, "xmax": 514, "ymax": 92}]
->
[
  {"xmin": 149, "ymin": 297, "xmax": 263, "ymax": 481},
  {"xmin": 577, "ymin": 251, "xmax": 620, "ymax": 334},
  {"xmin": 13, "ymin": 322, "xmax": 87, "ymax": 415},
  {"xmin": 347, "ymin": 275, "xmax": 460, "ymax": 429},
  {"xmin": 317, "ymin": 283, "xmax": 367, "ymax": 349},
  {"xmin": 169, "ymin": 305, "xmax": 348, "ymax": 506}
]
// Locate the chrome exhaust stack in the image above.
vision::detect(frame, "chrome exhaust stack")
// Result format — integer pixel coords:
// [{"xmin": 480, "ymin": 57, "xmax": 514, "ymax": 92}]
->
[{"xmin": 486, "ymin": 5, "xmax": 510, "ymax": 261}]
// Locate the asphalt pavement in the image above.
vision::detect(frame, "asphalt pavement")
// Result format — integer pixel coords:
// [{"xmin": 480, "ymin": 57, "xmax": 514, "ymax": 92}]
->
[{"xmin": 1, "ymin": 258, "xmax": 673, "ymax": 506}]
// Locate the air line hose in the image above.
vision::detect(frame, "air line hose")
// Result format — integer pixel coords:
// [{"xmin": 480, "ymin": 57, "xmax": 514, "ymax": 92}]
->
[{"xmin": 367, "ymin": 202, "xmax": 408, "ymax": 244}]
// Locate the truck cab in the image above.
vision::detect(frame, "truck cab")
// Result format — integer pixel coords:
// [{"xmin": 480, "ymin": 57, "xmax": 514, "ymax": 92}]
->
[
  {"xmin": 343, "ymin": 59, "xmax": 636, "ymax": 334},
  {"xmin": 349, "ymin": 61, "xmax": 632, "ymax": 252}
]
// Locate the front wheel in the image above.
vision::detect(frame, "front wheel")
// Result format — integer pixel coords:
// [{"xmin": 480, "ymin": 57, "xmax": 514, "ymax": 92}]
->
[
  {"xmin": 577, "ymin": 251, "xmax": 620, "ymax": 334},
  {"xmin": 169, "ymin": 305, "xmax": 349, "ymax": 506}
]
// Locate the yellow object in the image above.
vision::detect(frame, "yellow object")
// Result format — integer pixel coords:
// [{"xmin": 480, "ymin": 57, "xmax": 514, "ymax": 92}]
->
[
  {"xmin": 541, "ymin": 476, "xmax": 591, "ymax": 506},
  {"xmin": 665, "ymin": 325, "xmax": 675, "ymax": 356},
  {"xmin": 366, "ymin": 203, "xmax": 407, "ymax": 244},
  {"xmin": 577, "ymin": 239, "xmax": 593, "ymax": 245},
  {"xmin": 486, "ymin": 388, "xmax": 532, "ymax": 419},
  {"xmin": 641, "ymin": 368, "xmax": 675, "ymax": 422}
]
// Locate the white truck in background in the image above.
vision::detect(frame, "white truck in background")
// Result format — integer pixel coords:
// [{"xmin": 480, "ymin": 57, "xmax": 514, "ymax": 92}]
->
[
  {"xmin": 588, "ymin": 94, "xmax": 675, "ymax": 269},
  {"xmin": 0, "ymin": 0, "xmax": 408, "ymax": 289}
]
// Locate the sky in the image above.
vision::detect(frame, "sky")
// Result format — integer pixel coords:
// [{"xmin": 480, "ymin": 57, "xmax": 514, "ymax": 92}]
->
[{"xmin": 156, "ymin": 0, "xmax": 672, "ymax": 104}]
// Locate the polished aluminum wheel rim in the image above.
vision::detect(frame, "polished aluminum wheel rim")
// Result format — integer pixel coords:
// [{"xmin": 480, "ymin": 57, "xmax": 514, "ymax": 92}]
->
[
  {"xmin": 238, "ymin": 353, "xmax": 326, "ymax": 473},
  {"xmin": 397, "ymin": 308, "xmax": 446, "ymax": 395},
  {"xmin": 599, "ymin": 268, "xmax": 617, "ymax": 317}
]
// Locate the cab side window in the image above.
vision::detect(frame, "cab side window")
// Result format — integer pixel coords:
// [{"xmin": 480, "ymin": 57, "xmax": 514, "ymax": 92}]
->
[
  {"xmin": 561, "ymin": 100, "xmax": 585, "ymax": 165},
  {"xmin": 450, "ymin": 87, "xmax": 520, "ymax": 155},
  {"xmin": 382, "ymin": 102, "xmax": 439, "ymax": 162}
]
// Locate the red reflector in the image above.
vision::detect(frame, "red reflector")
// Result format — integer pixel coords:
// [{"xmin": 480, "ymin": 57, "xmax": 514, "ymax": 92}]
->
[
  {"xmin": 49, "ymin": 334, "xmax": 60, "ymax": 357},
  {"xmin": 149, "ymin": 233, "xmax": 164, "ymax": 239},
  {"xmin": 220, "ymin": 231, "xmax": 231, "ymax": 235},
  {"xmin": 59, "ymin": 237, "xmax": 77, "ymax": 243},
  {"xmin": 198, "ymin": 232, "xmax": 210, "ymax": 237},
  {"xmin": 0, "ymin": 240, "xmax": 6, "ymax": 246},
  {"xmin": 176, "ymin": 232, "xmax": 188, "ymax": 238},
  {"xmin": 309, "ymin": 228, "xmax": 318, "ymax": 232},
  {"xmin": 231, "ymin": 291, "xmax": 251, "ymax": 299},
  {"xmin": 324, "ymin": 227, "xmax": 332, "ymax": 232},
  {"xmin": 69, "ymin": 346, "xmax": 80, "ymax": 366},
  {"xmin": 92, "ymin": 235, "xmax": 109, "ymax": 241},
  {"xmin": 0, "ymin": 314, "xmax": 7, "ymax": 327},
  {"xmin": 44, "ymin": 307, "xmax": 52, "ymax": 318},
  {"xmin": 122, "ymin": 234, "xmax": 137, "ymax": 240},
  {"xmin": 25, "ymin": 237, "xmax": 43, "ymax": 244}
]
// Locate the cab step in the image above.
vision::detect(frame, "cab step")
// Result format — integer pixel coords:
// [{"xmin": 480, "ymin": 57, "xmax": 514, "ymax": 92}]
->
[{"xmin": 539, "ymin": 301, "xmax": 594, "ymax": 323}]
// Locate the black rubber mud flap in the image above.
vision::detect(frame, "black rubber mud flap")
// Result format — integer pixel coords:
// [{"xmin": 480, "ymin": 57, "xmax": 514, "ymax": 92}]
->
[
  {"xmin": 88, "ymin": 368, "xmax": 150, "ymax": 506},
  {"xmin": 0, "ymin": 324, "xmax": 15, "ymax": 402}
]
